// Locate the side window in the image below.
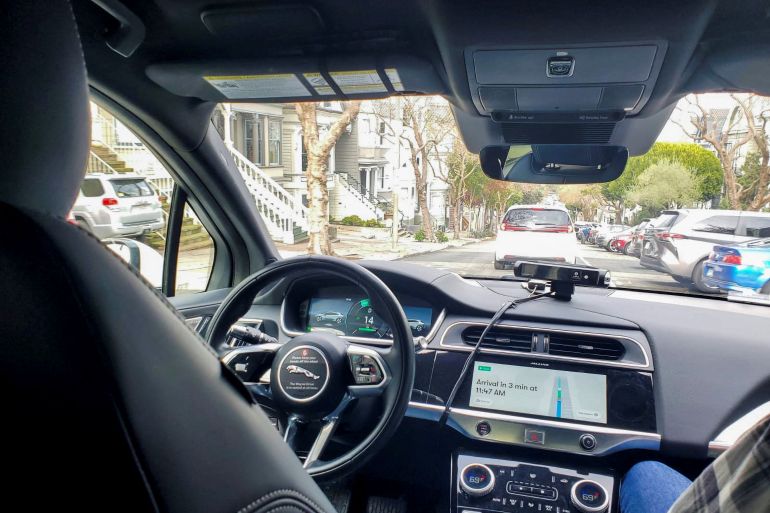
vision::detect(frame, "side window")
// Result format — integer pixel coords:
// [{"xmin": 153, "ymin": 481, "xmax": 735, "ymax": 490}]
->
[
  {"xmin": 81, "ymin": 102, "xmax": 215, "ymax": 295},
  {"xmin": 174, "ymin": 203, "xmax": 215, "ymax": 295},
  {"xmin": 81, "ymin": 179, "xmax": 105, "ymax": 197},
  {"xmin": 739, "ymin": 216, "xmax": 770, "ymax": 238},
  {"xmin": 691, "ymin": 215, "xmax": 738, "ymax": 235}
]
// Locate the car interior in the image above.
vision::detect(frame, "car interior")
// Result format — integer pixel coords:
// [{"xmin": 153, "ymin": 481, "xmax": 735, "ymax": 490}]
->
[{"xmin": 3, "ymin": 1, "xmax": 770, "ymax": 512}]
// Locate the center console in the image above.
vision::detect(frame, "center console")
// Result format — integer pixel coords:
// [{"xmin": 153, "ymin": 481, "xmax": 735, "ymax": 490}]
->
[{"xmin": 453, "ymin": 453, "xmax": 616, "ymax": 513}]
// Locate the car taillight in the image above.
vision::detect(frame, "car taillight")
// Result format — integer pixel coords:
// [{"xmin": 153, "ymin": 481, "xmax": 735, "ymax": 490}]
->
[
  {"xmin": 500, "ymin": 223, "xmax": 530, "ymax": 231},
  {"xmin": 656, "ymin": 231, "xmax": 685, "ymax": 240},
  {"xmin": 102, "ymin": 197, "xmax": 119, "ymax": 206},
  {"xmin": 723, "ymin": 254, "xmax": 742, "ymax": 265}
]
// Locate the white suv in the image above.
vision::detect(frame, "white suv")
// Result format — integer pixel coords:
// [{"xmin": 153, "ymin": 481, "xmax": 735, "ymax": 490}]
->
[
  {"xmin": 72, "ymin": 174, "xmax": 165, "ymax": 240},
  {"xmin": 494, "ymin": 205, "xmax": 577, "ymax": 269}
]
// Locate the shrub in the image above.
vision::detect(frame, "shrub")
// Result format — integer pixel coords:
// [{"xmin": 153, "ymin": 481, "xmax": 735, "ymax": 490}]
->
[
  {"xmin": 414, "ymin": 229, "xmax": 426, "ymax": 242},
  {"xmin": 436, "ymin": 230, "xmax": 448, "ymax": 243},
  {"xmin": 338, "ymin": 215, "xmax": 382, "ymax": 227},
  {"xmin": 340, "ymin": 215, "xmax": 364, "ymax": 226}
]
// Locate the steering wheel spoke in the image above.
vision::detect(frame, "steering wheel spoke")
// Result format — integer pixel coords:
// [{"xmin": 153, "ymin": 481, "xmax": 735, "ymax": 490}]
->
[
  {"xmin": 346, "ymin": 344, "xmax": 391, "ymax": 398},
  {"xmin": 304, "ymin": 393, "xmax": 355, "ymax": 469},
  {"xmin": 221, "ymin": 343, "xmax": 280, "ymax": 385}
]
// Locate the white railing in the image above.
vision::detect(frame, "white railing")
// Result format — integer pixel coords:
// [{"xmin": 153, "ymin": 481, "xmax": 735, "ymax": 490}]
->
[
  {"xmin": 226, "ymin": 143, "xmax": 308, "ymax": 244},
  {"xmin": 335, "ymin": 173, "xmax": 380, "ymax": 219},
  {"xmin": 87, "ymin": 151, "xmax": 119, "ymax": 174},
  {"xmin": 148, "ymin": 177, "xmax": 175, "ymax": 198}
]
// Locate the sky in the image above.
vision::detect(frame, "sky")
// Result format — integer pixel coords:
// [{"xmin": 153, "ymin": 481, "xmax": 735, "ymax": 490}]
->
[{"xmin": 656, "ymin": 93, "xmax": 742, "ymax": 143}]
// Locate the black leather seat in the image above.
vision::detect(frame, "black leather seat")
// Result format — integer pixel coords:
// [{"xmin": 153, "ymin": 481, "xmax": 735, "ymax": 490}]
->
[{"xmin": 0, "ymin": 2, "xmax": 335, "ymax": 511}]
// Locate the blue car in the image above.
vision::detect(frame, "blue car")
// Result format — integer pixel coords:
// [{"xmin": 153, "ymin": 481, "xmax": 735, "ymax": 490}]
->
[{"xmin": 702, "ymin": 238, "xmax": 770, "ymax": 295}]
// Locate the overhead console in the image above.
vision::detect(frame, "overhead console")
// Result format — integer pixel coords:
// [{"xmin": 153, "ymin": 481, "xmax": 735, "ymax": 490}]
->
[{"xmin": 466, "ymin": 42, "xmax": 667, "ymax": 118}]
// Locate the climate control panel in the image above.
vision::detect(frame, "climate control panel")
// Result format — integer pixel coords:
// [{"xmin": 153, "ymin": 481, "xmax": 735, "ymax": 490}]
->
[{"xmin": 454, "ymin": 453, "xmax": 614, "ymax": 513}]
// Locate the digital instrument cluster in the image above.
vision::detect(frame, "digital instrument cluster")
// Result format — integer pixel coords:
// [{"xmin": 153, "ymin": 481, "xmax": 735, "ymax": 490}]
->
[{"xmin": 301, "ymin": 286, "xmax": 434, "ymax": 339}]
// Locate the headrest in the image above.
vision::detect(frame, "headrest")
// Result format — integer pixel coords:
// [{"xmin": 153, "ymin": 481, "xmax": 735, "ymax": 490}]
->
[{"xmin": 0, "ymin": 0, "xmax": 90, "ymax": 217}]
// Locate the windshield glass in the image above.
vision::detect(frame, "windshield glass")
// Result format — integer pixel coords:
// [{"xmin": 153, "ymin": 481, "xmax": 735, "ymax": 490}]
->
[{"xmin": 212, "ymin": 93, "xmax": 770, "ymax": 305}]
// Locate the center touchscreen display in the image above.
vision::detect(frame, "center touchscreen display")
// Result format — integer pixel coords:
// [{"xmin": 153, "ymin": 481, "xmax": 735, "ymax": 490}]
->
[{"xmin": 469, "ymin": 361, "xmax": 607, "ymax": 424}]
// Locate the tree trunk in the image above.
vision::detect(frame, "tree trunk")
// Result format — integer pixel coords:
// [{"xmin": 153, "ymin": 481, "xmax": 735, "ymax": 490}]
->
[
  {"xmin": 306, "ymin": 153, "xmax": 332, "ymax": 254},
  {"xmin": 719, "ymin": 153, "xmax": 741, "ymax": 209},
  {"xmin": 614, "ymin": 202, "xmax": 623, "ymax": 224},
  {"xmin": 295, "ymin": 101, "xmax": 360, "ymax": 255},
  {"xmin": 748, "ymin": 152, "xmax": 770, "ymax": 211},
  {"xmin": 415, "ymin": 176, "xmax": 434, "ymax": 240},
  {"xmin": 453, "ymin": 195, "xmax": 462, "ymax": 238}
]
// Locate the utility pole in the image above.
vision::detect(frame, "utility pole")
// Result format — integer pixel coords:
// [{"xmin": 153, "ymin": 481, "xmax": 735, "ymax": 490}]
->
[{"xmin": 392, "ymin": 137, "xmax": 401, "ymax": 249}]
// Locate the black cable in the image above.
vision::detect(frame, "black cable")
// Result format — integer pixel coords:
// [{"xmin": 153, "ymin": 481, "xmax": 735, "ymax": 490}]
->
[{"xmin": 438, "ymin": 290, "xmax": 554, "ymax": 428}]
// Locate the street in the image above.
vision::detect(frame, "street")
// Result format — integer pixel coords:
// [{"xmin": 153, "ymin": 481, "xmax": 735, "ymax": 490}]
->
[{"xmin": 400, "ymin": 239, "xmax": 689, "ymax": 293}]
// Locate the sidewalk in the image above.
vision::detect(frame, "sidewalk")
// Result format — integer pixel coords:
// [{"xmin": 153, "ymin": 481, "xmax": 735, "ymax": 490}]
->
[{"xmin": 275, "ymin": 225, "xmax": 481, "ymax": 261}]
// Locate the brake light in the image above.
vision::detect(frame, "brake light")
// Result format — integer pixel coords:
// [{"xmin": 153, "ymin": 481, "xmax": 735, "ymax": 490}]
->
[
  {"xmin": 102, "ymin": 197, "xmax": 119, "ymax": 206},
  {"xmin": 723, "ymin": 254, "xmax": 742, "ymax": 265},
  {"xmin": 656, "ymin": 231, "xmax": 685, "ymax": 240},
  {"xmin": 500, "ymin": 223, "xmax": 530, "ymax": 232}
]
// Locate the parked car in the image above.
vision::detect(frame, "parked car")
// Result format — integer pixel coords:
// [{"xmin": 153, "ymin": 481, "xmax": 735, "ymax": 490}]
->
[
  {"xmin": 702, "ymin": 238, "xmax": 770, "ymax": 296},
  {"xmin": 494, "ymin": 205, "xmax": 577, "ymax": 269},
  {"xmin": 626, "ymin": 219, "xmax": 651, "ymax": 257},
  {"xmin": 574, "ymin": 222, "xmax": 591, "ymax": 241},
  {"xmin": 72, "ymin": 174, "xmax": 165, "ymax": 240},
  {"xmin": 640, "ymin": 209, "xmax": 770, "ymax": 292},
  {"xmin": 595, "ymin": 224, "xmax": 629, "ymax": 248},
  {"xmin": 585, "ymin": 224, "xmax": 606, "ymax": 244},
  {"xmin": 315, "ymin": 311, "xmax": 345, "ymax": 324},
  {"xmin": 609, "ymin": 228, "xmax": 635, "ymax": 254}
]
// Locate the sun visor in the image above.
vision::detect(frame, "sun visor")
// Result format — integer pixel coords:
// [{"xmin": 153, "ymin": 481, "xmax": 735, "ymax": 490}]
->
[
  {"xmin": 466, "ymin": 42, "xmax": 667, "ymax": 117},
  {"xmin": 146, "ymin": 55, "xmax": 445, "ymax": 102}
]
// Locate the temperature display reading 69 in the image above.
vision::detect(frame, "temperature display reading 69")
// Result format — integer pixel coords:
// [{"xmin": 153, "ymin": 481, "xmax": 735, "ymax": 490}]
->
[{"xmin": 306, "ymin": 293, "xmax": 433, "ymax": 339}]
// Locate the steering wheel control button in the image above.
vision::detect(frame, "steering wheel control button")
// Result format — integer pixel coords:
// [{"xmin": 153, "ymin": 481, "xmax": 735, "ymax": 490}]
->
[
  {"xmin": 349, "ymin": 353, "xmax": 383, "ymax": 385},
  {"xmin": 475, "ymin": 421, "xmax": 492, "ymax": 436},
  {"xmin": 579, "ymin": 434, "xmax": 597, "ymax": 452},
  {"xmin": 459, "ymin": 463, "xmax": 495, "ymax": 497},
  {"xmin": 524, "ymin": 428, "xmax": 545, "ymax": 445},
  {"xmin": 276, "ymin": 346, "xmax": 330, "ymax": 402},
  {"xmin": 571, "ymin": 480, "xmax": 609, "ymax": 513}
]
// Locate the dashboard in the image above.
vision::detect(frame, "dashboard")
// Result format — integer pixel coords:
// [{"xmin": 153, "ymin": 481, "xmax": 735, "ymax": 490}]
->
[{"xmin": 176, "ymin": 259, "xmax": 770, "ymax": 481}]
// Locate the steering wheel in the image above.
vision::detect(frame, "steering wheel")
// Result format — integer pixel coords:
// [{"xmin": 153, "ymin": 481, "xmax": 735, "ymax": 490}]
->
[{"xmin": 206, "ymin": 255, "xmax": 415, "ymax": 480}]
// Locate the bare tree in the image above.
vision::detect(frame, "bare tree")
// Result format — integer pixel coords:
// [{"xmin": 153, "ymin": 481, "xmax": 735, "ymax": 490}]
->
[
  {"xmin": 373, "ymin": 97, "xmax": 454, "ymax": 241},
  {"xmin": 295, "ymin": 101, "xmax": 361, "ymax": 254},
  {"xmin": 673, "ymin": 94, "xmax": 770, "ymax": 210},
  {"xmin": 435, "ymin": 136, "xmax": 476, "ymax": 238}
]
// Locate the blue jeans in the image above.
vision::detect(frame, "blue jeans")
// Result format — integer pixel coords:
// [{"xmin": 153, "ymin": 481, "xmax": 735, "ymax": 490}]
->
[{"xmin": 620, "ymin": 461, "xmax": 692, "ymax": 513}]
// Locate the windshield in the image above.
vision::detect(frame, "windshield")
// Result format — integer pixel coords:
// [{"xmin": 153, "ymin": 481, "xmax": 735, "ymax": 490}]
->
[{"xmin": 212, "ymin": 93, "xmax": 770, "ymax": 305}]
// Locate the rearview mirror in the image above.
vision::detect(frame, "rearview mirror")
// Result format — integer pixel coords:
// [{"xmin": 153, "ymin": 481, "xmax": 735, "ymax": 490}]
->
[{"xmin": 479, "ymin": 144, "xmax": 628, "ymax": 184}]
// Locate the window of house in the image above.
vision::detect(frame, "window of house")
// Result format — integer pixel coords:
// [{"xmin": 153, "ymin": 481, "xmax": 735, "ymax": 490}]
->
[
  {"xmin": 244, "ymin": 115, "xmax": 264, "ymax": 165},
  {"xmin": 268, "ymin": 118, "xmax": 282, "ymax": 165},
  {"xmin": 379, "ymin": 121, "xmax": 386, "ymax": 145},
  {"xmin": 81, "ymin": 103, "xmax": 215, "ymax": 296},
  {"xmin": 300, "ymin": 133, "xmax": 308, "ymax": 172}
]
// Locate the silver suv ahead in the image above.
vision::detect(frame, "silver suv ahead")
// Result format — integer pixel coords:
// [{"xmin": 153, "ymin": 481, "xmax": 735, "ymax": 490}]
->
[
  {"xmin": 640, "ymin": 209, "xmax": 770, "ymax": 292},
  {"xmin": 72, "ymin": 174, "xmax": 165, "ymax": 239}
]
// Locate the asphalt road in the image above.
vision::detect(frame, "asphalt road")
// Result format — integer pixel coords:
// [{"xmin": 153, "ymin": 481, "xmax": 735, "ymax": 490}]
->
[{"xmin": 400, "ymin": 239, "xmax": 689, "ymax": 293}]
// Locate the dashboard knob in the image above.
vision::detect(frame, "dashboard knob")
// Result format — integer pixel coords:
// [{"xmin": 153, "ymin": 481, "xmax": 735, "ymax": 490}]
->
[
  {"xmin": 459, "ymin": 463, "xmax": 495, "ymax": 497},
  {"xmin": 570, "ymin": 479, "xmax": 609, "ymax": 513}
]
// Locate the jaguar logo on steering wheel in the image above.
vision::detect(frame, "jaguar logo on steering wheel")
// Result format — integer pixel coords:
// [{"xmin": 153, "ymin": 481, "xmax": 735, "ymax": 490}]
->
[{"xmin": 286, "ymin": 365, "xmax": 321, "ymax": 380}]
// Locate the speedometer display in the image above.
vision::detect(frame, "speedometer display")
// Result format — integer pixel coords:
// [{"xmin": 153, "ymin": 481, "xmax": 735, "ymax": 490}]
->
[{"xmin": 305, "ymin": 287, "xmax": 433, "ymax": 339}]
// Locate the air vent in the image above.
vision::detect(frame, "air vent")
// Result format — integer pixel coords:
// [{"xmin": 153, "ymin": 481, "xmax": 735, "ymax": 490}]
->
[
  {"xmin": 548, "ymin": 333, "xmax": 625, "ymax": 361},
  {"xmin": 461, "ymin": 326, "xmax": 534, "ymax": 352},
  {"xmin": 502, "ymin": 122, "xmax": 615, "ymax": 144}
]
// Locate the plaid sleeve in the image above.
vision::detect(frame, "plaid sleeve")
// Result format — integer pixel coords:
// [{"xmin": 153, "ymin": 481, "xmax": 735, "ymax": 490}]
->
[{"xmin": 668, "ymin": 415, "xmax": 770, "ymax": 513}]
